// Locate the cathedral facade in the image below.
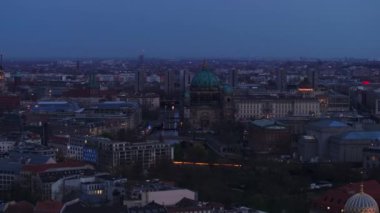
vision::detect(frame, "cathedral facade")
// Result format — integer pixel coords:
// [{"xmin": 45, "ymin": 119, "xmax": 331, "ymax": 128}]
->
[{"xmin": 184, "ymin": 65, "xmax": 234, "ymax": 130}]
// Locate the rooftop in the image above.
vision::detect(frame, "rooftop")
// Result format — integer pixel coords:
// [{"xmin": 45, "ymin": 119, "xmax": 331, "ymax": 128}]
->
[
  {"xmin": 34, "ymin": 200, "xmax": 63, "ymax": 213},
  {"xmin": 94, "ymin": 101, "xmax": 139, "ymax": 110},
  {"xmin": 22, "ymin": 162, "xmax": 92, "ymax": 173},
  {"xmin": 339, "ymin": 131, "xmax": 380, "ymax": 141},
  {"xmin": 251, "ymin": 119, "xmax": 286, "ymax": 129},
  {"xmin": 308, "ymin": 119, "xmax": 349, "ymax": 129},
  {"xmin": 313, "ymin": 180, "xmax": 380, "ymax": 213},
  {"xmin": 32, "ymin": 101, "xmax": 80, "ymax": 113}
]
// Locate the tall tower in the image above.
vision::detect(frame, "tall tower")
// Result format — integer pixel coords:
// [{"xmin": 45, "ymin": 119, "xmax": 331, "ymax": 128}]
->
[
  {"xmin": 88, "ymin": 73, "xmax": 99, "ymax": 96},
  {"xmin": 135, "ymin": 54, "xmax": 146, "ymax": 93},
  {"xmin": 164, "ymin": 69, "xmax": 172, "ymax": 97},
  {"xmin": 230, "ymin": 69, "xmax": 238, "ymax": 88},
  {"xmin": 76, "ymin": 60, "xmax": 80, "ymax": 73},
  {"xmin": 307, "ymin": 70, "xmax": 319, "ymax": 90},
  {"xmin": 277, "ymin": 68, "xmax": 287, "ymax": 91},
  {"xmin": 0, "ymin": 54, "xmax": 7, "ymax": 94},
  {"xmin": 165, "ymin": 69, "xmax": 183, "ymax": 98},
  {"xmin": 179, "ymin": 69, "xmax": 186, "ymax": 94}
]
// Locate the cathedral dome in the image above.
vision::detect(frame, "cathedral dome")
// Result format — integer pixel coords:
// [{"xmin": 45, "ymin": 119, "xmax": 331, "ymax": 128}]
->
[
  {"xmin": 190, "ymin": 67, "xmax": 220, "ymax": 90},
  {"xmin": 344, "ymin": 190, "xmax": 379, "ymax": 213}
]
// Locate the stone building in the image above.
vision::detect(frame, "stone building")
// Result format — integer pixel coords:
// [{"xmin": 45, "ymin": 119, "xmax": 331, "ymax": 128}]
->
[{"xmin": 184, "ymin": 64, "xmax": 234, "ymax": 130}]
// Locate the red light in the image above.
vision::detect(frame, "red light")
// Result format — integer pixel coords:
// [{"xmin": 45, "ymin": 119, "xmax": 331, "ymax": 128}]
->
[{"xmin": 362, "ymin": 81, "xmax": 370, "ymax": 85}]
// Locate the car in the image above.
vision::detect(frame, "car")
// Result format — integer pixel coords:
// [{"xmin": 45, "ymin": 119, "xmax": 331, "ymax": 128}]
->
[{"xmin": 310, "ymin": 181, "xmax": 333, "ymax": 190}]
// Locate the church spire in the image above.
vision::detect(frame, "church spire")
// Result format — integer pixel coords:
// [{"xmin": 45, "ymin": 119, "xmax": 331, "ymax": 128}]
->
[
  {"xmin": 0, "ymin": 54, "xmax": 3, "ymax": 70},
  {"xmin": 360, "ymin": 170, "xmax": 365, "ymax": 193}
]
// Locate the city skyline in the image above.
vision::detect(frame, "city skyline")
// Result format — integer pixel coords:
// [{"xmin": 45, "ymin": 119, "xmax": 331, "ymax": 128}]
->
[{"xmin": 1, "ymin": 0, "xmax": 380, "ymax": 59}]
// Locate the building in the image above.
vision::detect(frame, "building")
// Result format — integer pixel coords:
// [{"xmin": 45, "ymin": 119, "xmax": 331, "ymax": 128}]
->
[
  {"xmin": 44, "ymin": 100, "xmax": 143, "ymax": 137},
  {"xmin": 167, "ymin": 198, "xmax": 224, "ymax": 213},
  {"xmin": 311, "ymin": 180, "xmax": 380, "ymax": 213},
  {"xmin": 128, "ymin": 202, "xmax": 167, "ymax": 213},
  {"xmin": 350, "ymin": 84, "xmax": 380, "ymax": 117},
  {"xmin": 60, "ymin": 199, "xmax": 125, "ymax": 213},
  {"xmin": 235, "ymin": 95, "xmax": 321, "ymax": 120},
  {"xmin": 63, "ymin": 136, "xmax": 172, "ymax": 170},
  {"xmin": 329, "ymin": 131, "xmax": 380, "ymax": 163},
  {"xmin": 20, "ymin": 162, "xmax": 95, "ymax": 200},
  {"xmin": 34, "ymin": 200, "xmax": 64, "ymax": 213},
  {"xmin": 31, "ymin": 101, "xmax": 80, "ymax": 114},
  {"xmin": 119, "ymin": 93, "xmax": 160, "ymax": 111},
  {"xmin": 0, "ymin": 57, "xmax": 6, "ymax": 94},
  {"xmin": 297, "ymin": 77, "xmax": 314, "ymax": 94},
  {"xmin": 307, "ymin": 70, "xmax": 319, "ymax": 90},
  {"xmin": 363, "ymin": 147, "xmax": 380, "ymax": 170},
  {"xmin": 66, "ymin": 136, "xmax": 110, "ymax": 162},
  {"xmin": 230, "ymin": 69, "xmax": 238, "ymax": 89},
  {"xmin": 164, "ymin": 69, "xmax": 182, "ymax": 98},
  {"xmin": 3, "ymin": 201, "xmax": 34, "ymax": 213},
  {"xmin": 125, "ymin": 180, "xmax": 196, "ymax": 207},
  {"xmin": 344, "ymin": 189, "xmax": 379, "ymax": 213},
  {"xmin": 298, "ymin": 135, "xmax": 318, "ymax": 162},
  {"xmin": 9, "ymin": 143, "xmax": 56, "ymax": 161},
  {"xmin": 277, "ymin": 68, "xmax": 287, "ymax": 91},
  {"xmin": 184, "ymin": 64, "xmax": 234, "ymax": 130},
  {"xmin": 0, "ymin": 139, "xmax": 16, "ymax": 154},
  {"xmin": 64, "ymin": 136, "xmax": 111, "ymax": 162},
  {"xmin": 0, "ymin": 95, "xmax": 20, "ymax": 112},
  {"xmin": 77, "ymin": 101, "xmax": 142, "ymax": 130},
  {"xmin": 98, "ymin": 140, "xmax": 173, "ymax": 170},
  {"xmin": 247, "ymin": 119, "xmax": 291, "ymax": 155},
  {"xmin": 326, "ymin": 91, "xmax": 350, "ymax": 112},
  {"xmin": 51, "ymin": 173, "xmax": 127, "ymax": 205},
  {"xmin": 135, "ymin": 54, "xmax": 146, "ymax": 93},
  {"xmin": 304, "ymin": 119, "xmax": 352, "ymax": 161},
  {"xmin": 0, "ymin": 159, "xmax": 22, "ymax": 192}
]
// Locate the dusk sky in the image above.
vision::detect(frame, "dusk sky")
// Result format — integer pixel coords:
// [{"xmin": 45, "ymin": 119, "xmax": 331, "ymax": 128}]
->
[{"xmin": 1, "ymin": 0, "xmax": 380, "ymax": 59}]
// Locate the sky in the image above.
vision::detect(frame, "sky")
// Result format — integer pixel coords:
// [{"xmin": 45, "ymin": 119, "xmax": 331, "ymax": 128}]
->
[{"xmin": 1, "ymin": 0, "xmax": 380, "ymax": 59}]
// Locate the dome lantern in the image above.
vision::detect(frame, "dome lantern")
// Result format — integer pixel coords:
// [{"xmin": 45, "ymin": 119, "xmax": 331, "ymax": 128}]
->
[{"xmin": 190, "ymin": 64, "xmax": 220, "ymax": 91}]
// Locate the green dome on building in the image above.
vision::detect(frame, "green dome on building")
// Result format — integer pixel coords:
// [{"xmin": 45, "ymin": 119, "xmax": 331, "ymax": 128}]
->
[{"xmin": 190, "ymin": 68, "xmax": 220, "ymax": 90}]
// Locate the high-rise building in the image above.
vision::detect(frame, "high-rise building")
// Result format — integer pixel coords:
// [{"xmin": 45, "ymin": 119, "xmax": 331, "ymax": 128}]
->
[
  {"xmin": 135, "ymin": 54, "xmax": 146, "ymax": 93},
  {"xmin": 164, "ymin": 69, "xmax": 174, "ymax": 97},
  {"xmin": 164, "ymin": 69, "xmax": 186, "ymax": 98},
  {"xmin": 277, "ymin": 68, "xmax": 287, "ymax": 91},
  {"xmin": 179, "ymin": 69, "xmax": 187, "ymax": 93},
  {"xmin": 88, "ymin": 73, "xmax": 99, "ymax": 96},
  {"xmin": 181, "ymin": 69, "xmax": 194, "ymax": 93},
  {"xmin": 307, "ymin": 70, "xmax": 319, "ymax": 90},
  {"xmin": 0, "ymin": 54, "xmax": 6, "ymax": 94},
  {"xmin": 76, "ymin": 60, "xmax": 80, "ymax": 73},
  {"xmin": 230, "ymin": 68, "xmax": 238, "ymax": 88}
]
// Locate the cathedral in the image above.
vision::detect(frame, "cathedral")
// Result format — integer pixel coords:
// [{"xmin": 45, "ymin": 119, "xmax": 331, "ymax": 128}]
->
[{"xmin": 184, "ymin": 64, "xmax": 234, "ymax": 130}]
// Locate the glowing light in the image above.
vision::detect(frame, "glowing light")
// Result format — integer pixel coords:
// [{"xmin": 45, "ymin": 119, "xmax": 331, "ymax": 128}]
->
[
  {"xmin": 172, "ymin": 161, "xmax": 242, "ymax": 168},
  {"xmin": 362, "ymin": 81, "xmax": 370, "ymax": 85},
  {"xmin": 298, "ymin": 88, "xmax": 314, "ymax": 92}
]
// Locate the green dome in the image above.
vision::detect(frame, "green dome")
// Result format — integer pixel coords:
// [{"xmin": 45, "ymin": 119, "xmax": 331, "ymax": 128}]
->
[
  {"xmin": 191, "ymin": 68, "xmax": 220, "ymax": 90},
  {"xmin": 223, "ymin": 84, "xmax": 233, "ymax": 95}
]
